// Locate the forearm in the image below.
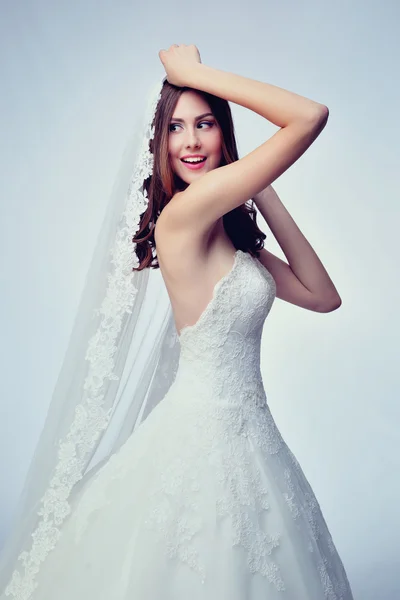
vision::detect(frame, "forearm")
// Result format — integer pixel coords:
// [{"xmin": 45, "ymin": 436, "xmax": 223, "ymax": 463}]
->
[
  {"xmin": 184, "ymin": 63, "xmax": 327, "ymax": 128},
  {"xmin": 255, "ymin": 185, "xmax": 341, "ymax": 301}
]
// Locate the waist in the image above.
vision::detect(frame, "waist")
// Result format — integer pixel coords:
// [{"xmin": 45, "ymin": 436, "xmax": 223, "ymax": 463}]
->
[{"xmin": 167, "ymin": 374, "xmax": 268, "ymax": 412}]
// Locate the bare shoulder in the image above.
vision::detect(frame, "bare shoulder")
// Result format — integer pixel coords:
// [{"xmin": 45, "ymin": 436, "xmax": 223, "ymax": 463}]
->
[
  {"xmin": 155, "ymin": 193, "xmax": 195, "ymax": 255},
  {"xmin": 155, "ymin": 191, "xmax": 189, "ymax": 236},
  {"xmin": 154, "ymin": 196, "xmax": 208, "ymax": 277},
  {"xmin": 154, "ymin": 200, "xmax": 221, "ymax": 333},
  {"xmin": 155, "ymin": 200, "xmax": 248, "ymax": 333}
]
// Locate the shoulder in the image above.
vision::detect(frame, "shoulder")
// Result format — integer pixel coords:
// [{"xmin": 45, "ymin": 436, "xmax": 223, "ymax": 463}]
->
[
  {"xmin": 155, "ymin": 190, "xmax": 204, "ymax": 250},
  {"xmin": 155, "ymin": 193, "xmax": 183, "ymax": 245},
  {"xmin": 156, "ymin": 192, "xmax": 184, "ymax": 228},
  {"xmin": 155, "ymin": 193, "xmax": 201, "ymax": 267}
]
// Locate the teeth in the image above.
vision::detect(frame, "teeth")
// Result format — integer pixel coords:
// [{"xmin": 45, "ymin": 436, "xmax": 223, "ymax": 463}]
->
[{"xmin": 182, "ymin": 158, "xmax": 205, "ymax": 163}]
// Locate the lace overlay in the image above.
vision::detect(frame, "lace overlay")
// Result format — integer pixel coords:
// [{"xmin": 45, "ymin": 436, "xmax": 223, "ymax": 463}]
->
[
  {"xmin": 69, "ymin": 250, "xmax": 353, "ymax": 599},
  {"xmin": 3, "ymin": 84, "xmax": 165, "ymax": 600}
]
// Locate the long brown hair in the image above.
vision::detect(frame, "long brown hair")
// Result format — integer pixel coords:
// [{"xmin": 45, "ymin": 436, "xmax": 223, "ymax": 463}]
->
[{"xmin": 132, "ymin": 79, "xmax": 266, "ymax": 271}]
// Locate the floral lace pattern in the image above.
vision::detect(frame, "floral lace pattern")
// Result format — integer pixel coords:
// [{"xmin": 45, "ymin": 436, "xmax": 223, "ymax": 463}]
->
[
  {"xmin": 70, "ymin": 249, "xmax": 353, "ymax": 598},
  {"xmin": 4, "ymin": 84, "xmax": 164, "ymax": 600}
]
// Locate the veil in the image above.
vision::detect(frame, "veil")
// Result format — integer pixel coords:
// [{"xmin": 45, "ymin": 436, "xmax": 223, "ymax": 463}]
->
[{"xmin": 0, "ymin": 74, "xmax": 181, "ymax": 599}]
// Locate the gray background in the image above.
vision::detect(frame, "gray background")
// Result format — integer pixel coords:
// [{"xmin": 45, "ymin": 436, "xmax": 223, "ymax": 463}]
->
[{"xmin": 0, "ymin": 1, "xmax": 399, "ymax": 598}]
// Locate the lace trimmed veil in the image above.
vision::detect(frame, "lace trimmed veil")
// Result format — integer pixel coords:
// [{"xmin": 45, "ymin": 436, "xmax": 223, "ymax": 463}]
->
[{"xmin": 0, "ymin": 74, "xmax": 181, "ymax": 599}]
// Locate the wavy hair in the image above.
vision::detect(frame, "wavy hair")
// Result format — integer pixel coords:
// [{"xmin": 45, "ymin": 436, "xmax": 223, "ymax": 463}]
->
[{"xmin": 132, "ymin": 79, "xmax": 266, "ymax": 270}]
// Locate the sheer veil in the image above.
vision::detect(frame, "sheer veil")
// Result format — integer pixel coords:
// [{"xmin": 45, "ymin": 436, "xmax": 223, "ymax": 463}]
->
[{"xmin": 0, "ymin": 74, "xmax": 181, "ymax": 600}]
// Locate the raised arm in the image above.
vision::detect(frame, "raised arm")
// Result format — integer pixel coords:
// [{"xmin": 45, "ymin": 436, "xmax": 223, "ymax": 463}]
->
[{"xmin": 161, "ymin": 48, "xmax": 328, "ymax": 233}]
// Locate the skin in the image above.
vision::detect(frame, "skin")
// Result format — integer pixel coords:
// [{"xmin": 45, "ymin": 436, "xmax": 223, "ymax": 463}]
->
[
  {"xmin": 168, "ymin": 90, "xmax": 227, "ymax": 240},
  {"xmin": 159, "ymin": 51, "xmax": 341, "ymax": 318},
  {"xmin": 168, "ymin": 90, "xmax": 222, "ymax": 187}
]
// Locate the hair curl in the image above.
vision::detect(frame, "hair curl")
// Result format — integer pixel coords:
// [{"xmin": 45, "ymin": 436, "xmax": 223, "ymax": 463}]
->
[{"xmin": 132, "ymin": 79, "xmax": 266, "ymax": 271}]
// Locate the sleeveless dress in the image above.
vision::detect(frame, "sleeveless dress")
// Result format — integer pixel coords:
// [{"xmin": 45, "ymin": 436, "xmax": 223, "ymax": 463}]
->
[{"xmin": 4, "ymin": 249, "xmax": 354, "ymax": 600}]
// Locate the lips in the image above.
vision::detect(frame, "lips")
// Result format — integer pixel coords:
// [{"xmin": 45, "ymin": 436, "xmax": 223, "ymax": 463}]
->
[{"xmin": 180, "ymin": 157, "xmax": 207, "ymax": 171}]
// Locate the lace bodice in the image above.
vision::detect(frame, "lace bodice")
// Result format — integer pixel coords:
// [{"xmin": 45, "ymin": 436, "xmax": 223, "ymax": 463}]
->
[{"xmin": 175, "ymin": 248, "xmax": 276, "ymax": 403}]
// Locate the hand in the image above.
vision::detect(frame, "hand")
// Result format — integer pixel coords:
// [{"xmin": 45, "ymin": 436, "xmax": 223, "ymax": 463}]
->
[{"xmin": 158, "ymin": 44, "xmax": 202, "ymax": 87}]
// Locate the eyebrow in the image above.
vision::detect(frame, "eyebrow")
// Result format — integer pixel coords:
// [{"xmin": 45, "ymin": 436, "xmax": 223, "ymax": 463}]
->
[{"xmin": 170, "ymin": 112, "xmax": 214, "ymax": 123}]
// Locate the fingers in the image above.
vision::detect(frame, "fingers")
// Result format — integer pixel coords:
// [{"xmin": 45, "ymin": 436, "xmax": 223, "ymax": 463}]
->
[
  {"xmin": 158, "ymin": 44, "xmax": 200, "ymax": 64},
  {"xmin": 159, "ymin": 44, "xmax": 196, "ymax": 53},
  {"xmin": 158, "ymin": 44, "xmax": 178, "ymax": 61}
]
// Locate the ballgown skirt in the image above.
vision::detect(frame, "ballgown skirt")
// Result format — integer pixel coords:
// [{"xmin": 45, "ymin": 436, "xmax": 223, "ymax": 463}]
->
[{"xmin": 3, "ymin": 249, "xmax": 354, "ymax": 600}]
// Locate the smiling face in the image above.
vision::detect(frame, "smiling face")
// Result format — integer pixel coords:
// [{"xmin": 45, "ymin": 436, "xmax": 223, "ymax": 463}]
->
[{"xmin": 168, "ymin": 90, "xmax": 222, "ymax": 186}]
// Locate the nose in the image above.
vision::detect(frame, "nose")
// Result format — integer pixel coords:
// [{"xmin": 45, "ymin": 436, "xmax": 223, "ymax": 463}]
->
[{"xmin": 184, "ymin": 127, "xmax": 201, "ymax": 149}]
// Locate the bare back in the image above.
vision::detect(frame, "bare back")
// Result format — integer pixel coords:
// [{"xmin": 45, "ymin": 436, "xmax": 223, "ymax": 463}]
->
[{"xmin": 154, "ymin": 212, "xmax": 239, "ymax": 337}]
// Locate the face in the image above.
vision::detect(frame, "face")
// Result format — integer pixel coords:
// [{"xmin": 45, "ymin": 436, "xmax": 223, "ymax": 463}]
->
[{"xmin": 168, "ymin": 91, "xmax": 222, "ymax": 185}]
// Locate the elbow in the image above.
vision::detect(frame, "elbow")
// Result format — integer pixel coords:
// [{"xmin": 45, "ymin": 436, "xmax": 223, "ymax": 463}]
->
[
  {"xmin": 316, "ymin": 294, "xmax": 342, "ymax": 313},
  {"xmin": 306, "ymin": 105, "xmax": 329, "ymax": 128},
  {"xmin": 313, "ymin": 104, "xmax": 329, "ymax": 121}
]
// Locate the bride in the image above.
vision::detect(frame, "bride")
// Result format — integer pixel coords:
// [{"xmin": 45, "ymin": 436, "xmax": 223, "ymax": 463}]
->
[{"xmin": 0, "ymin": 44, "xmax": 354, "ymax": 599}]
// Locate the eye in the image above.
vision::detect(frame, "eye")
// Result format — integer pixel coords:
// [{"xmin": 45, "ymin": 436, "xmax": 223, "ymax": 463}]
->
[
  {"xmin": 198, "ymin": 121, "xmax": 214, "ymax": 129},
  {"xmin": 169, "ymin": 121, "xmax": 215, "ymax": 132}
]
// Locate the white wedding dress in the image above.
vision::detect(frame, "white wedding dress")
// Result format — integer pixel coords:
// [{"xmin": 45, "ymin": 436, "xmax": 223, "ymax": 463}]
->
[{"xmin": 4, "ymin": 248, "xmax": 354, "ymax": 600}]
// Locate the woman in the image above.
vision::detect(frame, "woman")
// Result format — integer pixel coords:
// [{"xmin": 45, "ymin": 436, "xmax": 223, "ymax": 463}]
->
[{"xmin": 1, "ymin": 44, "xmax": 354, "ymax": 599}]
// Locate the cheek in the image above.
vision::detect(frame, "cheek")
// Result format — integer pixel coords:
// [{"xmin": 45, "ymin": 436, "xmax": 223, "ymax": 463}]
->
[
  {"xmin": 168, "ymin": 138, "xmax": 178, "ymax": 158},
  {"xmin": 210, "ymin": 134, "xmax": 222, "ymax": 157}
]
